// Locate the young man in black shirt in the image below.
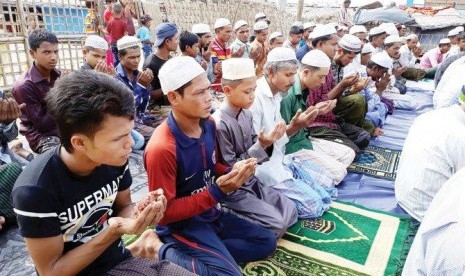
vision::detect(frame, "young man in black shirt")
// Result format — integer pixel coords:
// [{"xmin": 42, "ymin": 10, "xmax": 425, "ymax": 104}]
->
[{"xmin": 12, "ymin": 70, "xmax": 194, "ymax": 276}]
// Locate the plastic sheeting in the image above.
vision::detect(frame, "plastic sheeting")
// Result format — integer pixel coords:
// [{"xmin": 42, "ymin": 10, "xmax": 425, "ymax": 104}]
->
[
  {"xmin": 353, "ymin": 7, "xmax": 415, "ymax": 25},
  {"xmin": 337, "ymin": 80, "xmax": 435, "ymax": 216}
]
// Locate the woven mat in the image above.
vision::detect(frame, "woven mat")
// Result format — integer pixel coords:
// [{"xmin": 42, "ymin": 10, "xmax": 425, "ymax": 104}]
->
[
  {"xmin": 348, "ymin": 146, "xmax": 401, "ymax": 181},
  {"xmin": 243, "ymin": 201, "xmax": 417, "ymax": 276}
]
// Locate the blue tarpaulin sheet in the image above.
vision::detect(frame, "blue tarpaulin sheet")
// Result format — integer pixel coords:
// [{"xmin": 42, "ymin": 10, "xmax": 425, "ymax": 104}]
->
[{"xmin": 337, "ymin": 80, "xmax": 435, "ymax": 216}]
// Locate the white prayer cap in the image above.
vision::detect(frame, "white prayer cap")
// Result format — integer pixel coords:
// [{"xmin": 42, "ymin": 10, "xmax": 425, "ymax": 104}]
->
[
  {"xmin": 338, "ymin": 34, "xmax": 362, "ymax": 52},
  {"xmin": 84, "ymin": 35, "xmax": 108, "ymax": 50},
  {"xmin": 292, "ymin": 21, "xmax": 303, "ymax": 28},
  {"xmin": 159, "ymin": 56, "xmax": 205, "ymax": 95},
  {"xmin": 439, "ymin": 38, "xmax": 451, "ymax": 44},
  {"xmin": 301, "ymin": 49, "xmax": 331, "ymax": 68},
  {"xmin": 254, "ymin": 21, "xmax": 268, "ymax": 31},
  {"xmin": 269, "ymin": 31, "xmax": 283, "ymax": 42},
  {"xmin": 222, "ymin": 58, "xmax": 255, "ymax": 80},
  {"xmin": 214, "ymin": 18, "xmax": 231, "ymax": 29},
  {"xmin": 192, "ymin": 23, "xmax": 210, "ymax": 34},
  {"xmin": 337, "ymin": 25, "xmax": 348, "ymax": 32},
  {"xmin": 116, "ymin": 35, "xmax": 140, "ymax": 51},
  {"xmin": 369, "ymin": 26, "xmax": 386, "ymax": 36},
  {"xmin": 380, "ymin": 22, "xmax": 398, "ymax": 36},
  {"xmin": 371, "ymin": 52, "xmax": 393, "ymax": 69},
  {"xmin": 267, "ymin": 47, "xmax": 297, "ymax": 62},
  {"xmin": 255, "ymin": 12, "xmax": 266, "ymax": 20},
  {"xmin": 349, "ymin": 25, "xmax": 367, "ymax": 35},
  {"xmin": 448, "ymin": 28, "xmax": 460, "ymax": 37},
  {"xmin": 234, "ymin": 20, "xmax": 248, "ymax": 31},
  {"xmin": 310, "ymin": 24, "xmax": 337, "ymax": 39},
  {"xmin": 405, "ymin": 33, "xmax": 418, "ymax": 41},
  {"xmin": 456, "ymin": 26, "xmax": 464, "ymax": 33},
  {"xmin": 361, "ymin": 43, "xmax": 375, "ymax": 54},
  {"xmin": 303, "ymin": 22, "xmax": 316, "ymax": 30},
  {"xmin": 384, "ymin": 35, "xmax": 402, "ymax": 44}
]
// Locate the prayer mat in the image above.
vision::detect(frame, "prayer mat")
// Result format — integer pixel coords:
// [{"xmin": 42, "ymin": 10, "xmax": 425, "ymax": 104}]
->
[
  {"xmin": 348, "ymin": 146, "xmax": 401, "ymax": 181},
  {"xmin": 243, "ymin": 201, "xmax": 417, "ymax": 276}
]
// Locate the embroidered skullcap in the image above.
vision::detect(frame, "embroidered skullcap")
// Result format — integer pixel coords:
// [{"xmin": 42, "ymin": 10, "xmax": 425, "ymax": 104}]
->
[
  {"xmin": 234, "ymin": 20, "xmax": 248, "ymax": 31},
  {"xmin": 159, "ymin": 56, "xmax": 205, "ymax": 95},
  {"xmin": 85, "ymin": 35, "xmax": 108, "ymax": 50},
  {"xmin": 369, "ymin": 26, "xmax": 386, "ymax": 36},
  {"xmin": 380, "ymin": 23, "xmax": 398, "ymax": 36},
  {"xmin": 405, "ymin": 34, "xmax": 418, "ymax": 41},
  {"xmin": 439, "ymin": 38, "xmax": 451, "ymax": 44},
  {"xmin": 254, "ymin": 21, "xmax": 268, "ymax": 31},
  {"xmin": 310, "ymin": 24, "xmax": 337, "ymax": 39},
  {"xmin": 267, "ymin": 47, "xmax": 297, "ymax": 62},
  {"xmin": 269, "ymin": 32, "xmax": 283, "ymax": 42},
  {"xmin": 214, "ymin": 18, "xmax": 231, "ymax": 29},
  {"xmin": 448, "ymin": 28, "xmax": 460, "ymax": 37},
  {"xmin": 192, "ymin": 23, "xmax": 210, "ymax": 34},
  {"xmin": 301, "ymin": 49, "xmax": 331, "ymax": 68},
  {"xmin": 338, "ymin": 34, "xmax": 362, "ymax": 52},
  {"xmin": 384, "ymin": 35, "xmax": 402, "ymax": 44},
  {"xmin": 116, "ymin": 35, "xmax": 140, "ymax": 51},
  {"xmin": 361, "ymin": 43, "xmax": 375, "ymax": 54},
  {"xmin": 222, "ymin": 58, "xmax": 255, "ymax": 80},
  {"xmin": 255, "ymin": 12, "xmax": 266, "ymax": 20},
  {"xmin": 349, "ymin": 25, "xmax": 367, "ymax": 35},
  {"xmin": 371, "ymin": 52, "xmax": 393, "ymax": 69}
]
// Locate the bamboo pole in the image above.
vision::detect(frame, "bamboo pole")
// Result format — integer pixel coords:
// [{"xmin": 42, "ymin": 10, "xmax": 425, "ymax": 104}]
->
[
  {"xmin": 296, "ymin": 0, "xmax": 304, "ymax": 21},
  {"xmin": 16, "ymin": 0, "xmax": 33, "ymax": 67}
]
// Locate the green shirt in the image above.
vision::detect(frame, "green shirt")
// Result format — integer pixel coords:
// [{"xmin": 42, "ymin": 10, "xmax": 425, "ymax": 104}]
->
[{"xmin": 280, "ymin": 74, "xmax": 313, "ymax": 154}]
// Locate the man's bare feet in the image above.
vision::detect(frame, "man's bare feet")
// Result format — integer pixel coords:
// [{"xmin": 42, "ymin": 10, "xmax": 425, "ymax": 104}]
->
[
  {"xmin": 0, "ymin": 216, "xmax": 5, "ymax": 231},
  {"xmin": 127, "ymin": 229, "xmax": 163, "ymax": 261},
  {"xmin": 372, "ymin": 127, "xmax": 384, "ymax": 137}
]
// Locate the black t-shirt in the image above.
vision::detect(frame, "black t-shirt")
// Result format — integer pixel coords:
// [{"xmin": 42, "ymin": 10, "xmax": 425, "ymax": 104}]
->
[
  {"xmin": 143, "ymin": 53, "xmax": 169, "ymax": 106},
  {"xmin": 12, "ymin": 147, "xmax": 132, "ymax": 276}
]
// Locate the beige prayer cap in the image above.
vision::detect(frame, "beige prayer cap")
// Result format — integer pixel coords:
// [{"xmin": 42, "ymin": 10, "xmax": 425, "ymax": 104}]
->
[
  {"xmin": 192, "ymin": 23, "xmax": 211, "ymax": 34},
  {"xmin": 234, "ymin": 20, "xmax": 248, "ymax": 31},
  {"xmin": 349, "ymin": 25, "xmax": 367, "ymax": 35},
  {"xmin": 361, "ymin": 43, "xmax": 375, "ymax": 54},
  {"xmin": 214, "ymin": 18, "xmax": 231, "ymax": 29},
  {"xmin": 267, "ymin": 47, "xmax": 297, "ymax": 62},
  {"xmin": 338, "ymin": 34, "xmax": 362, "ymax": 52},
  {"xmin": 254, "ymin": 21, "xmax": 268, "ymax": 31},
  {"xmin": 116, "ymin": 36, "xmax": 141, "ymax": 51},
  {"xmin": 159, "ymin": 56, "xmax": 205, "ymax": 95},
  {"xmin": 384, "ymin": 35, "xmax": 402, "ymax": 44},
  {"xmin": 301, "ymin": 49, "xmax": 331, "ymax": 68},
  {"xmin": 269, "ymin": 32, "xmax": 283, "ymax": 42},
  {"xmin": 222, "ymin": 58, "xmax": 255, "ymax": 80},
  {"xmin": 439, "ymin": 38, "xmax": 451, "ymax": 45},
  {"xmin": 310, "ymin": 24, "xmax": 337, "ymax": 40},
  {"xmin": 371, "ymin": 52, "xmax": 393, "ymax": 69},
  {"xmin": 85, "ymin": 35, "xmax": 108, "ymax": 50},
  {"xmin": 369, "ymin": 27, "xmax": 386, "ymax": 36},
  {"xmin": 255, "ymin": 12, "xmax": 266, "ymax": 20}
]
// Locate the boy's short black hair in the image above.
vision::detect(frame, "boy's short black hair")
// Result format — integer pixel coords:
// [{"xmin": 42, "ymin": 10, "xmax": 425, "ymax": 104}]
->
[
  {"xmin": 46, "ymin": 70, "xmax": 135, "ymax": 153},
  {"xmin": 289, "ymin": 26, "xmax": 304, "ymax": 36},
  {"xmin": 311, "ymin": 34, "xmax": 332, "ymax": 48},
  {"xmin": 179, "ymin": 31, "xmax": 199, "ymax": 52},
  {"xmin": 105, "ymin": 0, "xmax": 114, "ymax": 3},
  {"xmin": 28, "ymin": 29, "xmax": 58, "ymax": 51},
  {"xmin": 366, "ymin": 60, "xmax": 388, "ymax": 71}
]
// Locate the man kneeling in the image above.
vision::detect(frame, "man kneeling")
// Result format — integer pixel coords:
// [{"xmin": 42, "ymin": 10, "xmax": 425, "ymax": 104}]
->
[{"xmin": 12, "ymin": 70, "xmax": 194, "ymax": 276}]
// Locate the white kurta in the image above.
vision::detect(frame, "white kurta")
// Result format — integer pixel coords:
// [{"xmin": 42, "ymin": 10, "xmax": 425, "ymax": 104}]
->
[
  {"xmin": 395, "ymin": 104, "xmax": 465, "ymax": 221},
  {"xmin": 403, "ymin": 167, "xmax": 465, "ymax": 276},
  {"xmin": 433, "ymin": 55, "xmax": 465, "ymax": 109}
]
